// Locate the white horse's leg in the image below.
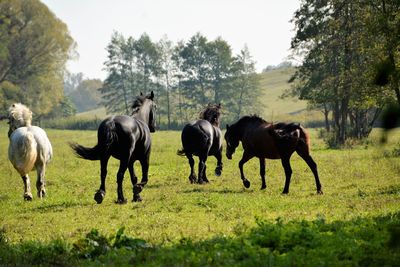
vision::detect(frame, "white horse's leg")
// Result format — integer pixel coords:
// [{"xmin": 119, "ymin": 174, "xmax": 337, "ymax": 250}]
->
[
  {"xmin": 36, "ymin": 163, "xmax": 46, "ymax": 199},
  {"xmin": 22, "ymin": 175, "xmax": 33, "ymax": 201}
]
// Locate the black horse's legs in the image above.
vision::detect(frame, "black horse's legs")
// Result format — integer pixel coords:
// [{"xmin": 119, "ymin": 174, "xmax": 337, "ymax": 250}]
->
[
  {"xmin": 239, "ymin": 152, "xmax": 253, "ymax": 188},
  {"xmin": 202, "ymin": 164, "xmax": 209, "ymax": 183},
  {"xmin": 139, "ymin": 156, "xmax": 149, "ymax": 185},
  {"xmin": 197, "ymin": 155, "xmax": 207, "ymax": 184},
  {"xmin": 128, "ymin": 162, "xmax": 137, "ymax": 186},
  {"xmin": 297, "ymin": 152, "xmax": 323, "ymax": 194},
  {"xmin": 214, "ymin": 151, "xmax": 223, "ymax": 177},
  {"xmin": 187, "ymin": 154, "xmax": 197, "ymax": 183},
  {"xmin": 116, "ymin": 160, "xmax": 128, "ymax": 204},
  {"xmin": 281, "ymin": 156, "xmax": 293, "ymax": 194},
  {"xmin": 132, "ymin": 157, "xmax": 149, "ymax": 202},
  {"xmin": 128, "ymin": 162, "xmax": 143, "ymax": 202},
  {"xmin": 21, "ymin": 175, "xmax": 33, "ymax": 201},
  {"xmin": 94, "ymin": 156, "xmax": 110, "ymax": 204},
  {"xmin": 259, "ymin": 157, "xmax": 266, "ymax": 190}
]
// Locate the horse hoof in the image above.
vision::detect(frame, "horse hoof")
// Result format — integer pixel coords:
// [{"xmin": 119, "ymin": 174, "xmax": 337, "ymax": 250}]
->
[
  {"xmin": 260, "ymin": 185, "xmax": 266, "ymax": 190},
  {"xmin": 198, "ymin": 179, "xmax": 206, "ymax": 185},
  {"xmin": 282, "ymin": 191, "xmax": 289, "ymax": 195},
  {"xmin": 115, "ymin": 198, "xmax": 127, "ymax": 204},
  {"xmin": 133, "ymin": 184, "xmax": 143, "ymax": 195},
  {"xmin": 24, "ymin": 193, "xmax": 33, "ymax": 201},
  {"xmin": 94, "ymin": 190, "xmax": 105, "ymax": 204},
  {"xmin": 133, "ymin": 194, "xmax": 142, "ymax": 202},
  {"xmin": 317, "ymin": 190, "xmax": 323, "ymax": 195},
  {"xmin": 215, "ymin": 169, "xmax": 222, "ymax": 176},
  {"xmin": 189, "ymin": 175, "xmax": 196, "ymax": 183},
  {"xmin": 243, "ymin": 180, "xmax": 250, "ymax": 188},
  {"xmin": 37, "ymin": 190, "xmax": 46, "ymax": 199}
]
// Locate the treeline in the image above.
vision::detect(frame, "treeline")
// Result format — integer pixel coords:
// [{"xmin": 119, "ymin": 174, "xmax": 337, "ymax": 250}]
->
[
  {"xmin": 100, "ymin": 32, "xmax": 262, "ymax": 129},
  {"xmin": 289, "ymin": 0, "xmax": 399, "ymax": 146}
]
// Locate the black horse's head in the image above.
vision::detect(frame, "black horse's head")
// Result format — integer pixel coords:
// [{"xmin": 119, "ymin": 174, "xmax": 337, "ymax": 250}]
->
[
  {"xmin": 132, "ymin": 91, "xmax": 157, "ymax": 132},
  {"xmin": 199, "ymin": 103, "xmax": 222, "ymax": 127},
  {"xmin": 224, "ymin": 124, "xmax": 239, "ymax": 159}
]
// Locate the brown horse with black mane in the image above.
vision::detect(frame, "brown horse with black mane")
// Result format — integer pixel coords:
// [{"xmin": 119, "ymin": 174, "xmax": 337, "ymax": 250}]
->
[{"xmin": 225, "ymin": 115, "xmax": 323, "ymax": 194}]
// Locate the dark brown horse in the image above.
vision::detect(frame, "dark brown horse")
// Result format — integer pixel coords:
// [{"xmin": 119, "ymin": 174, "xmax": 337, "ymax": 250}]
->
[
  {"xmin": 70, "ymin": 91, "xmax": 156, "ymax": 203},
  {"xmin": 225, "ymin": 115, "xmax": 323, "ymax": 194},
  {"xmin": 177, "ymin": 104, "xmax": 223, "ymax": 184}
]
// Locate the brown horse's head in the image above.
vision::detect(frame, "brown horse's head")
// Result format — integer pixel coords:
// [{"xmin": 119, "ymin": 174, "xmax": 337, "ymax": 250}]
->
[{"xmin": 224, "ymin": 124, "xmax": 239, "ymax": 159}]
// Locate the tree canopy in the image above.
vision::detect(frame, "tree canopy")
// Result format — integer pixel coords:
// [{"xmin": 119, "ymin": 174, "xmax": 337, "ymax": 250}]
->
[
  {"xmin": 289, "ymin": 0, "xmax": 399, "ymax": 145},
  {"xmin": 0, "ymin": 0, "xmax": 75, "ymax": 116},
  {"xmin": 100, "ymin": 32, "xmax": 262, "ymax": 128}
]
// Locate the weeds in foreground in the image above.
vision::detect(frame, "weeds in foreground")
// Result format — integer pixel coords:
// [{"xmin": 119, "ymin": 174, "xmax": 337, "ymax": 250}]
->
[{"xmin": 0, "ymin": 213, "xmax": 399, "ymax": 266}]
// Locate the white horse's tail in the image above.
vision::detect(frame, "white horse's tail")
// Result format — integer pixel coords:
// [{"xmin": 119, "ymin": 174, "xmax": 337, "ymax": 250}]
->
[{"xmin": 9, "ymin": 130, "xmax": 38, "ymax": 176}]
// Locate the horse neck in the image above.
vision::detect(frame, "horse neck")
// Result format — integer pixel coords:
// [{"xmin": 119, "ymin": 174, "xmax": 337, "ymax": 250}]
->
[
  {"xmin": 234, "ymin": 119, "xmax": 267, "ymax": 139},
  {"xmin": 132, "ymin": 102, "xmax": 151, "ymax": 126}
]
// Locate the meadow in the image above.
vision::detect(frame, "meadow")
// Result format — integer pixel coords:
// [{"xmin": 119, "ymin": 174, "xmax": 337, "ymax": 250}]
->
[{"xmin": 0, "ymin": 124, "xmax": 399, "ymax": 266}]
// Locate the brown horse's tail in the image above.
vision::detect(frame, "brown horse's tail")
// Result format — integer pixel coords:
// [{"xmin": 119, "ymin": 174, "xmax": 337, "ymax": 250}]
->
[{"xmin": 299, "ymin": 125, "xmax": 311, "ymax": 154}]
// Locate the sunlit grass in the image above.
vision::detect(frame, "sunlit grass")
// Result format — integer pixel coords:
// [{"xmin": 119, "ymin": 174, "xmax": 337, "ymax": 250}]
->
[{"xmin": 0, "ymin": 125, "xmax": 399, "ymax": 247}]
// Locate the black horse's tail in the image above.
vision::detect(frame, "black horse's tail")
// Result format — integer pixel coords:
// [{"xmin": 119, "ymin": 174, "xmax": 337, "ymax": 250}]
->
[
  {"xmin": 177, "ymin": 123, "xmax": 209, "ymax": 157},
  {"xmin": 70, "ymin": 119, "xmax": 117, "ymax": 160},
  {"xmin": 177, "ymin": 148, "xmax": 186, "ymax": 156}
]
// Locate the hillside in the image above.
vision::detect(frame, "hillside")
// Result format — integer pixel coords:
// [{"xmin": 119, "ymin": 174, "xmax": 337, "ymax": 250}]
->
[{"xmin": 258, "ymin": 68, "xmax": 306, "ymax": 117}]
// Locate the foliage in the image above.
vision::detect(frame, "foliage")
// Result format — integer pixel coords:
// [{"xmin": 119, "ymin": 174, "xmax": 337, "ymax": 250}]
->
[
  {"xmin": 289, "ymin": 0, "xmax": 399, "ymax": 146},
  {"xmin": 0, "ymin": 213, "xmax": 399, "ymax": 266},
  {"xmin": 0, "ymin": 0, "xmax": 75, "ymax": 116},
  {"xmin": 68, "ymin": 79, "xmax": 103, "ymax": 113},
  {"xmin": 100, "ymin": 32, "xmax": 261, "ymax": 126},
  {"xmin": 45, "ymin": 96, "xmax": 77, "ymax": 119}
]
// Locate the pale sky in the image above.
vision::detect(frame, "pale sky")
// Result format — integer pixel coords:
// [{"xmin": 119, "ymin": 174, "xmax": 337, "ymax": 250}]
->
[{"xmin": 42, "ymin": 0, "xmax": 300, "ymax": 80}]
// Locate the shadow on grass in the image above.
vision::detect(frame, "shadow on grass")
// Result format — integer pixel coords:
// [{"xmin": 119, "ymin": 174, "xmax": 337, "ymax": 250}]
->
[
  {"xmin": 180, "ymin": 187, "xmax": 247, "ymax": 194},
  {"xmin": 1, "ymin": 212, "xmax": 399, "ymax": 266},
  {"xmin": 32, "ymin": 201, "xmax": 92, "ymax": 212}
]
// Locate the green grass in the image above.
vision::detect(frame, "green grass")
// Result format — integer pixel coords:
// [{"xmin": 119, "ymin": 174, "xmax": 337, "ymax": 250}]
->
[{"xmin": 0, "ymin": 125, "xmax": 399, "ymax": 265}]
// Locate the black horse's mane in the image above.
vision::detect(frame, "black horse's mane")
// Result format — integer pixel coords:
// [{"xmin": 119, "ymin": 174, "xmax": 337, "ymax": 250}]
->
[
  {"xmin": 131, "ymin": 95, "xmax": 148, "ymax": 114},
  {"xmin": 237, "ymin": 115, "xmax": 268, "ymax": 125},
  {"xmin": 199, "ymin": 104, "xmax": 222, "ymax": 127}
]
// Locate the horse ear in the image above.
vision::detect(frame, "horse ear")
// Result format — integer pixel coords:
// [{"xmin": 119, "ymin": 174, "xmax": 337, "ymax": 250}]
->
[
  {"xmin": 149, "ymin": 91, "xmax": 154, "ymax": 100},
  {"xmin": 226, "ymin": 124, "xmax": 230, "ymax": 130},
  {"xmin": 140, "ymin": 92, "xmax": 144, "ymax": 96},
  {"xmin": 218, "ymin": 103, "xmax": 222, "ymax": 108}
]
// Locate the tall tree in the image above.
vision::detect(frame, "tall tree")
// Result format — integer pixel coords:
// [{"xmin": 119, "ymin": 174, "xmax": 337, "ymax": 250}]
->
[
  {"xmin": 290, "ymin": 0, "xmax": 391, "ymax": 145},
  {"xmin": 178, "ymin": 33, "xmax": 211, "ymax": 110},
  {"xmin": 158, "ymin": 36, "xmax": 178, "ymax": 129},
  {"xmin": 231, "ymin": 45, "xmax": 261, "ymax": 120},
  {"xmin": 0, "ymin": 0, "xmax": 75, "ymax": 115},
  {"xmin": 101, "ymin": 32, "xmax": 131, "ymax": 114},
  {"xmin": 207, "ymin": 37, "xmax": 234, "ymax": 104}
]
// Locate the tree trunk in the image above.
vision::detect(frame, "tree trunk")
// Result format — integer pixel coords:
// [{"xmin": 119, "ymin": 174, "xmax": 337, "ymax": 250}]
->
[
  {"xmin": 323, "ymin": 103, "xmax": 330, "ymax": 132},
  {"xmin": 165, "ymin": 73, "xmax": 171, "ymax": 129}
]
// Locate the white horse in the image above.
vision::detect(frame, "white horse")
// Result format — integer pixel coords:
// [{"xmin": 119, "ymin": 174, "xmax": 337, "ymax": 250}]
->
[{"xmin": 7, "ymin": 103, "xmax": 53, "ymax": 200}]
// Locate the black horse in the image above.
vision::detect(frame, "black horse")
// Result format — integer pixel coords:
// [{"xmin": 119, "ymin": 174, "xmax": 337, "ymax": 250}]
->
[
  {"xmin": 70, "ymin": 91, "xmax": 156, "ymax": 203},
  {"xmin": 225, "ymin": 115, "xmax": 322, "ymax": 194},
  {"xmin": 177, "ymin": 104, "xmax": 223, "ymax": 184}
]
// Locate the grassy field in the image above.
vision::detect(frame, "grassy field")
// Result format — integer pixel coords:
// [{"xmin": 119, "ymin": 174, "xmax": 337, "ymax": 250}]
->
[{"xmin": 0, "ymin": 124, "xmax": 399, "ymax": 265}]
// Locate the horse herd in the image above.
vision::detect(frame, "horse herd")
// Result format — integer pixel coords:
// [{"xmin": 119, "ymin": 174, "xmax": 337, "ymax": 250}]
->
[{"xmin": 6, "ymin": 91, "xmax": 323, "ymax": 204}]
